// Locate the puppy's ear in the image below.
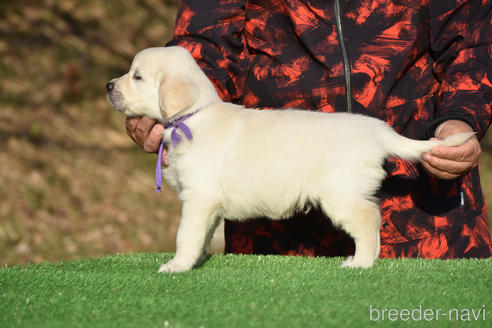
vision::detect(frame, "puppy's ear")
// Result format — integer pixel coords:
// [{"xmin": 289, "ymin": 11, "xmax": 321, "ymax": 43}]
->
[{"xmin": 159, "ymin": 75, "xmax": 197, "ymax": 118}]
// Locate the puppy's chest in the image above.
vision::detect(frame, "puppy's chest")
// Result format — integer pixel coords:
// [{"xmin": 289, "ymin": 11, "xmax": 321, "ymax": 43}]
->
[
  {"xmin": 162, "ymin": 160, "xmax": 180, "ymax": 191},
  {"xmin": 161, "ymin": 148, "xmax": 188, "ymax": 191}
]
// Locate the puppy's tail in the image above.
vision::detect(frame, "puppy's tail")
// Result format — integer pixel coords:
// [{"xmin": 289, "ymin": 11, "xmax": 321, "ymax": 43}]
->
[{"xmin": 381, "ymin": 129, "xmax": 475, "ymax": 161}]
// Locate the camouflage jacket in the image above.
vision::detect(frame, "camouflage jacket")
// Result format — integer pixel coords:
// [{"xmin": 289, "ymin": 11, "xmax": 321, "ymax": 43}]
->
[{"xmin": 167, "ymin": 0, "xmax": 492, "ymax": 258}]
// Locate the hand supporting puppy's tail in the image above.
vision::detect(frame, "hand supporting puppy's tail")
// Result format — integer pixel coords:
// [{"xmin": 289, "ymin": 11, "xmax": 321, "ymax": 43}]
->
[{"xmin": 383, "ymin": 130, "xmax": 476, "ymax": 161}]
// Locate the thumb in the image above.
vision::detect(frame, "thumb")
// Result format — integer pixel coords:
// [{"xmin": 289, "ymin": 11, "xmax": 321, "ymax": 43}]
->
[{"xmin": 143, "ymin": 124, "xmax": 164, "ymax": 153}]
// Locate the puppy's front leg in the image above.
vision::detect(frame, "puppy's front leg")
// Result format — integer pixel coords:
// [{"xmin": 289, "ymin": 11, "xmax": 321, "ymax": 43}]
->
[{"xmin": 158, "ymin": 200, "xmax": 218, "ymax": 273}]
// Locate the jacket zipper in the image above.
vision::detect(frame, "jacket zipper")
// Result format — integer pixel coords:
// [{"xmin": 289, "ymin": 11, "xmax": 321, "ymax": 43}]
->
[{"xmin": 334, "ymin": 0, "xmax": 353, "ymax": 113}]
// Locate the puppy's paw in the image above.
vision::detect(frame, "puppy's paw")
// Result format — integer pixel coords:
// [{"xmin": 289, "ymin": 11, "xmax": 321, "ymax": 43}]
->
[
  {"xmin": 341, "ymin": 256, "xmax": 373, "ymax": 268},
  {"xmin": 341, "ymin": 256, "xmax": 354, "ymax": 268},
  {"xmin": 157, "ymin": 258, "xmax": 194, "ymax": 273}
]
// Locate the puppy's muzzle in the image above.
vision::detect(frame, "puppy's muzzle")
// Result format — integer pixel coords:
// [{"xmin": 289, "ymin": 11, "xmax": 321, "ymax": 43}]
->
[{"xmin": 106, "ymin": 81, "xmax": 125, "ymax": 112}]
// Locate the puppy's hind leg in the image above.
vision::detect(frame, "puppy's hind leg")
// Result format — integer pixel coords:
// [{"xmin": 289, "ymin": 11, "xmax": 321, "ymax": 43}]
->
[
  {"xmin": 158, "ymin": 198, "xmax": 219, "ymax": 273},
  {"xmin": 320, "ymin": 198, "xmax": 381, "ymax": 268}
]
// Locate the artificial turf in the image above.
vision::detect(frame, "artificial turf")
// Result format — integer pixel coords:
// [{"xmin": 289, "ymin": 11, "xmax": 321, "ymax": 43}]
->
[{"xmin": 0, "ymin": 253, "xmax": 490, "ymax": 327}]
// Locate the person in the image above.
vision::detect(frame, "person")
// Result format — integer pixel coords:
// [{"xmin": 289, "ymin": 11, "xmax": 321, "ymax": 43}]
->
[{"xmin": 126, "ymin": 0, "xmax": 492, "ymax": 259}]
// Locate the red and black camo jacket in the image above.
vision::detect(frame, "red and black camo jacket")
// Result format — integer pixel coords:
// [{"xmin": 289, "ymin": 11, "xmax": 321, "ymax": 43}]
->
[{"xmin": 167, "ymin": 0, "xmax": 492, "ymax": 259}]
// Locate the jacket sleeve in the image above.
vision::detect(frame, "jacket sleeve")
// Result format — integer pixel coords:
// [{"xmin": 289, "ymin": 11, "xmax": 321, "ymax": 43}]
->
[
  {"xmin": 428, "ymin": 0, "xmax": 492, "ymax": 139},
  {"xmin": 166, "ymin": 0, "xmax": 248, "ymax": 102}
]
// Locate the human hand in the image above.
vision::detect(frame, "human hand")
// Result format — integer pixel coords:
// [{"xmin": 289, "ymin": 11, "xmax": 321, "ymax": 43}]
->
[
  {"xmin": 125, "ymin": 116, "xmax": 168, "ymax": 165},
  {"xmin": 421, "ymin": 120, "xmax": 480, "ymax": 180},
  {"xmin": 125, "ymin": 116, "xmax": 163, "ymax": 152}
]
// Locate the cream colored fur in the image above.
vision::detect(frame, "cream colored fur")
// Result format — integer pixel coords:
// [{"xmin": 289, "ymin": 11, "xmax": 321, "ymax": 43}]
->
[{"xmin": 107, "ymin": 46, "xmax": 474, "ymax": 272}]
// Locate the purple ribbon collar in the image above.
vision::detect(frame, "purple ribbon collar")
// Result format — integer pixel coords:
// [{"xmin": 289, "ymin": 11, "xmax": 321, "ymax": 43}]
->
[{"xmin": 155, "ymin": 110, "xmax": 199, "ymax": 193}]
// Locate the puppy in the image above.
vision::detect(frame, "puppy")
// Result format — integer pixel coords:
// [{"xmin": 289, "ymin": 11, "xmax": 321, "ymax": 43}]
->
[{"xmin": 107, "ymin": 46, "xmax": 473, "ymax": 272}]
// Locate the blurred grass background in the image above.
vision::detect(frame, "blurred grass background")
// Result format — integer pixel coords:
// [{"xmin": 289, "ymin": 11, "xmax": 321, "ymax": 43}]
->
[{"xmin": 0, "ymin": 0, "xmax": 491, "ymax": 266}]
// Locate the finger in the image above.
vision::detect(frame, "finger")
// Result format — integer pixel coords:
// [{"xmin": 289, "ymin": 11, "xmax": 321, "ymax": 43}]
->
[
  {"xmin": 430, "ymin": 138, "xmax": 480, "ymax": 162},
  {"xmin": 430, "ymin": 146, "xmax": 467, "ymax": 162},
  {"xmin": 143, "ymin": 124, "xmax": 164, "ymax": 153},
  {"xmin": 125, "ymin": 116, "xmax": 142, "ymax": 139},
  {"xmin": 161, "ymin": 148, "xmax": 169, "ymax": 166},
  {"xmin": 421, "ymin": 153, "xmax": 475, "ymax": 176},
  {"xmin": 420, "ymin": 158, "xmax": 461, "ymax": 180},
  {"xmin": 134, "ymin": 117, "xmax": 158, "ymax": 146}
]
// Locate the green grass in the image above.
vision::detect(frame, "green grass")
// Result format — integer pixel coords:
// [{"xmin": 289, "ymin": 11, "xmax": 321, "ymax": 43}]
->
[{"xmin": 1, "ymin": 254, "xmax": 490, "ymax": 327}]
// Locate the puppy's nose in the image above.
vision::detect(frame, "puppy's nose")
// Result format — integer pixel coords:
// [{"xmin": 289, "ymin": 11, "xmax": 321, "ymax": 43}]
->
[{"xmin": 106, "ymin": 82, "xmax": 114, "ymax": 93}]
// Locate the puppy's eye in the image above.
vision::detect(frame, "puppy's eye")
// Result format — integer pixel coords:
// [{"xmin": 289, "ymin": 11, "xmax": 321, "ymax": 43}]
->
[{"xmin": 133, "ymin": 73, "xmax": 143, "ymax": 81}]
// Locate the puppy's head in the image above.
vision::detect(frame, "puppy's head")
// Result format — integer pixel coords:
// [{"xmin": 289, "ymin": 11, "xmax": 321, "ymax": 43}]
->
[{"xmin": 106, "ymin": 46, "xmax": 219, "ymax": 120}]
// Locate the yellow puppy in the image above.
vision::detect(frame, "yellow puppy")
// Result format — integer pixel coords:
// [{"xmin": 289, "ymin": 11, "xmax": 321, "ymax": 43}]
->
[{"xmin": 107, "ymin": 46, "xmax": 473, "ymax": 272}]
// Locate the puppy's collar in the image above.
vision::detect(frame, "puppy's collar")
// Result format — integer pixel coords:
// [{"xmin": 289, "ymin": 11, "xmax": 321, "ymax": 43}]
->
[
  {"xmin": 155, "ymin": 109, "xmax": 200, "ymax": 193},
  {"xmin": 164, "ymin": 110, "xmax": 200, "ymax": 149}
]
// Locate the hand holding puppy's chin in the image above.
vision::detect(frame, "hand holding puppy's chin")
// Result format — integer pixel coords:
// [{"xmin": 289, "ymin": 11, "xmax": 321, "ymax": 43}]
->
[{"xmin": 124, "ymin": 116, "xmax": 166, "ymax": 155}]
